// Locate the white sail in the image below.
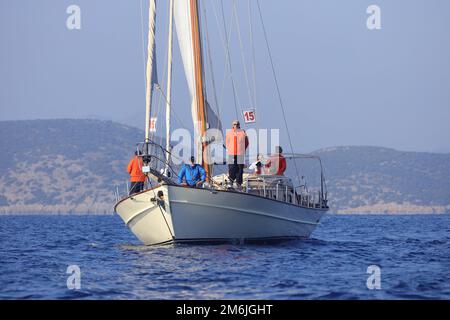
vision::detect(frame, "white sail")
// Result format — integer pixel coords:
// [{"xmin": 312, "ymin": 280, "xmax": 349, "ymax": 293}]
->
[
  {"xmin": 165, "ymin": 0, "xmax": 174, "ymax": 174},
  {"xmin": 145, "ymin": 0, "xmax": 158, "ymax": 142},
  {"xmin": 173, "ymin": 0, "xmax": 222, "ymax": 147}
]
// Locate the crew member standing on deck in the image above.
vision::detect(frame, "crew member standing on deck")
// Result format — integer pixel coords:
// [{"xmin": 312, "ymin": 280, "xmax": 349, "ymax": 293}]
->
[
  {"xmin": 127, "ymin": 151, "xmax": 146, "ymax": 195},
  {"xmin": 226, "ymin": 120, "xmax": 249, "ymax": 188}
]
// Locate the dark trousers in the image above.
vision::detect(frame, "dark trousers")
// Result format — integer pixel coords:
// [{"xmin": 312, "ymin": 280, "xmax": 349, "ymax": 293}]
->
[
  {"xmin": 228, "ymin": 155, "xmax": 244, "ymax": 185},
  {"xmin": 130, "ymin": 181, "xmax": 144, "ymax": 195}
]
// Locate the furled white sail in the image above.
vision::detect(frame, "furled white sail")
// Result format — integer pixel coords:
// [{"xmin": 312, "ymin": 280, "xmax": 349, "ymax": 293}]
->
[
  {"xmin": 173, "ymin": 0, "xmax": 222, "ymax": 152},
  {"xmin": 145, "ymin": 0, "xmax": 158, "ymax": 142},
  {"xmin": 165, "ymin": 0, "xmax": 174, "ymax": 174}
]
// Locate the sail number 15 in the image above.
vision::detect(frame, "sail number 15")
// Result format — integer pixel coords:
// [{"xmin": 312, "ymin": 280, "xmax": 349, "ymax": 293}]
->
[{"xmin": 243, "ymin": 109, "xmax": 256, "ymax": 123}]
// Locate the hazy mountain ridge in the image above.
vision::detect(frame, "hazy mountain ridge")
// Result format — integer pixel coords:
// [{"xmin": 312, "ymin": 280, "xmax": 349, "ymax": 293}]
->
[
  {"xmin": 312, "ymin": 146, "xmax": 450, "ymax": 213},
  {"xmin": 0, "ymin": 119, "xmax": 142, "ymax": 214},
  {"xmin": 0, "ymin": 119, "xmax": 449, "ymax": 214}
]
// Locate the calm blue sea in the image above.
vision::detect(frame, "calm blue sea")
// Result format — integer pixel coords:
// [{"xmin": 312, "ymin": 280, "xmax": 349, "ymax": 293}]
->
[{"xmin": 0, "ymin": 214, "xmax": 449, "ymax": 300}]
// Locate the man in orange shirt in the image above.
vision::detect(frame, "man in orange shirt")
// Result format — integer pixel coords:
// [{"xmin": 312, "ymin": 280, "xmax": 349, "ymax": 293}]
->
[
  {"xmin": 225, "ymin": 120, "xmax": 249, "ymax": 188},
  {"xmin": 265, "ymin": 146, "xmax": 287, "ymax": 175},
  {"xmin": 127, "ymin": 151, "xmax": 146, "ymax": 195}
]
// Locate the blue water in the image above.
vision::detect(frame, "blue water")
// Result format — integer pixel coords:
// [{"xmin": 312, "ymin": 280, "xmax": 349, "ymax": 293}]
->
[{"xmin": 0, "ymin": 214, "xmax": 449, "ymax": 299}]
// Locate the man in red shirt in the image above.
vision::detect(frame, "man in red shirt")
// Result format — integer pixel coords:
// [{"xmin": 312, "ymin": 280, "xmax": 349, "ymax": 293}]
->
[
  {"xmin": 265, "ymin": 146, "xmax": 287, "ymax": 176},
  {"xmin": 127, "ymin": 151, "xmax": 146, "ymax": 195}
]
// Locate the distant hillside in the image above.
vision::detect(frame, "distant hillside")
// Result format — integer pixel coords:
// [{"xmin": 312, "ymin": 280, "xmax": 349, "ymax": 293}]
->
[
  {"xmin": 0, "ymin": 119, "xmax": 142, "ymax": 213},
  {"xmin": 0, "ymin": 119, "xmax": 449, "ymax": 214},
  {"xmin": 313, "ymin": 146, "xmax": 450, "ymax": 213}
]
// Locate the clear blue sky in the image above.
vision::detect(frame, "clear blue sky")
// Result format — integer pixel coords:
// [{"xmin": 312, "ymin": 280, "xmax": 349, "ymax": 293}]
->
[{"xmin": 1, "ymin": 0, "xmax": 449, "ymax": 153}]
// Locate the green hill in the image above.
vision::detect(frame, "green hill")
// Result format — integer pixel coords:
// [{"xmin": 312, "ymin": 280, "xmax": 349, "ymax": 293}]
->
[{"xmin": 0, "ymin": 119, "xmax": 449, "ymax": 214}]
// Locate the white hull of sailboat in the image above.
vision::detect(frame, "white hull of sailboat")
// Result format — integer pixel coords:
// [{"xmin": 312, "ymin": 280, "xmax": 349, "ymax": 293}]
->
[{"xmin": 115, "ymin": 185, "xmax": 326, "ymax": 246}]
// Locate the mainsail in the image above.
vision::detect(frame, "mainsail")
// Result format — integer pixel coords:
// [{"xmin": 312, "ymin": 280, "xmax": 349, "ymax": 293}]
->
[{"xmin": 173, "ymin": 0, "xmax": 222, "ymax": 167}]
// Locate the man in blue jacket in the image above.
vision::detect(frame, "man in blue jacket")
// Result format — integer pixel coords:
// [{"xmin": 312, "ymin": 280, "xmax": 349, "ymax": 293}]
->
[{"xmin": 177, "ymin": 156, "xmax": 206, "ymax": 187}]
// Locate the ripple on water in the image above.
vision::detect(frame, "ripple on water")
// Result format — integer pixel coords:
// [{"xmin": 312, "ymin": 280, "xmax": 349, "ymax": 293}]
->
[{"xmin": 1, "ymin": 215, "xmax": 450, "ymax": 299}]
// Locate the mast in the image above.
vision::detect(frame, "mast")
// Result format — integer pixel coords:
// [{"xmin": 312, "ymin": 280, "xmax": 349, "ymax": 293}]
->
[
  {"xmin": 189, "ymin": 0, "xmax": 210, "ymax": 180},
  {"xmin": 144, "ymin": 0, "xmax": 157, "ymax": 143},
  {"xmin": 165, "ymin": 0, "xmax": 174, "ymax": 174}
]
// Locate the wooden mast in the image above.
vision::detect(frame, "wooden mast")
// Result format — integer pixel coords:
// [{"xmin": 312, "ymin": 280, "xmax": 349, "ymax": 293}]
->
[{"xmin": 189, "ymin": 0, "xmax": 210, "ymax": 181}]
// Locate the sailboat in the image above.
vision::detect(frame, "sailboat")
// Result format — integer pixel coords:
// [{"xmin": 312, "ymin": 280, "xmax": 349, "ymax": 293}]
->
[{"xmin": 114, "ymin": 0, "xmax": 329, "ymax": 245}]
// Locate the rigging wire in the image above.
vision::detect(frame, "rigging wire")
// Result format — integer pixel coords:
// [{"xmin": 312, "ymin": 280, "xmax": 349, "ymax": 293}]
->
[
  {"xmin": 200, "ymin": 1, "xmax": 223, "ymax": 179},
  {"xmin": 210, "ymin": 0, "xmax": 239, "ymax": 121},
  {"xmin": 232, "ymin": 1, "xmax": 254, "ymax": 110},
  {"xmin": 215, "ymin": 0, "xmax": 241, "ymax": 121},
  {"xmin": 256, "ymin": 0, "xmax": 301, "ymax": 184},
  {"xmin": 210, "ymin": 1, "xmax": 233, "ymax": 118},
  {"xmin": 139, "ymin": 0, "xmax": 147, "ymax": 84},
  {"xmin": 146, "ymin": 178, "xmax": 175, "ymax": 240},
  {"xmin": 139, "ymin": 0, "xmax": 172, "ymax": 147},
  {"xmin": 155, "ymin": 85, "xmax": 189, "ymax": 130},
  {"xmin": 150, "ymin": 2, "xmax": 170, "ymax": 147},
  {"xmin": 248, "ymin": 0, "xmax": 259, "ymax": 119},
  {"xmin": 139, "ymin": 0, "xmax": 160, "ymax": 144},
  {"xmin": 201, "ymin": 0, "xmax": 221, "ymax": 122}
]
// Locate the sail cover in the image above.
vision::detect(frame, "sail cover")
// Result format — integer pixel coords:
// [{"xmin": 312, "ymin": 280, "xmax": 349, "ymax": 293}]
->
[{"xmin": 173, "ymin": 0, "xmax": 222, "ymax": 149}]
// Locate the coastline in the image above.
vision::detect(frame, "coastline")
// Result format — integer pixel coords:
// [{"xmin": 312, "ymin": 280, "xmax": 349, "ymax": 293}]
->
[{"xmin": 0, "ymin": 203, "xmax": 449, "ymax": 215}]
